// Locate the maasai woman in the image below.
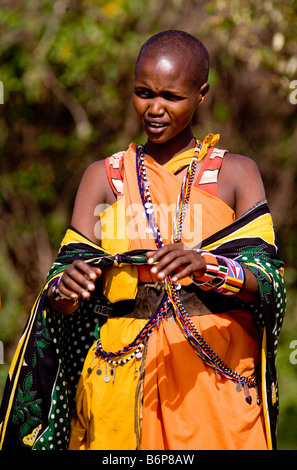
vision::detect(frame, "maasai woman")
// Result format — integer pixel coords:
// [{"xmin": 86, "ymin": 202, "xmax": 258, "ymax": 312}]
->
[{"xmin": 0, "ymin": 31, "xmax": 285, "ymax": 451}]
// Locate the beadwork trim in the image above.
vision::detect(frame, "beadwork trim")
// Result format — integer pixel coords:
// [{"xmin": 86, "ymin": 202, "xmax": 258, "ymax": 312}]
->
[
  {"xmin": 191, "ymin": 250, "xmax": 227, "ymax": 289},
  {"xmin": 52, "ymin": 275, "xmax": 79, "ymax": 306},
  {"xmin": 192, "ymin": 249, "xmax": 245, "ymax": 295}
]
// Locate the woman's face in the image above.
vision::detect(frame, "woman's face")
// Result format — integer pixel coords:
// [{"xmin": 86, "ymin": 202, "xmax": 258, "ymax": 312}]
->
[{"xmin": 133, "ymin": 53, "xmax": 207, "ymax": 146}]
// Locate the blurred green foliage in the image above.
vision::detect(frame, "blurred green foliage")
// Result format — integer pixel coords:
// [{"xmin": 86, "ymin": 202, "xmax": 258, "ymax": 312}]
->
[{"xmin": 0, "ymin": 0, "xmax": 296, "ymax": 449}]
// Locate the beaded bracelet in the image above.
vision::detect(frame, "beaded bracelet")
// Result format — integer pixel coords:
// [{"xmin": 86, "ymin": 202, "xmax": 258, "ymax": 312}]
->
[
  {"xmin": 51, "ymin": 275, "xmax": 79, "ymax": 306},
  {"xmin": 192, "ymin": 250, "xmax": 245, "ymax": 296}
]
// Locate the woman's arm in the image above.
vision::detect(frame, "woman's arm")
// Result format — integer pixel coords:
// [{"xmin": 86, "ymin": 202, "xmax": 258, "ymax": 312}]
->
[
  {"xmin": 48, "ymin": 159, "xmax": 116, "ymax": 314},
  {"xmin": 71, "ymin": 159, "xmax": 116, "ymax": 244}
]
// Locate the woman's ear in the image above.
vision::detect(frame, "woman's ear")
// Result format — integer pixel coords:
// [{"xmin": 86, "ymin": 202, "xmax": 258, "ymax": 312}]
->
[{"xmin": 198, "ymin": 82, "xmax": 209, "ymax": 105}]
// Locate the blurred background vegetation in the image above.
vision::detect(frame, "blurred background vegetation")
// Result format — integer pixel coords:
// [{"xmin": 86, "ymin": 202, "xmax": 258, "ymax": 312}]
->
[{"xmin": 0, "ymin": 0, "xmax": 296, "ymax": 450}]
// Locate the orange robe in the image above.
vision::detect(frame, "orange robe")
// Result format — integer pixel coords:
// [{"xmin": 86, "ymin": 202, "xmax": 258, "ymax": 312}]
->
[{"xmin": 69, "ymin": 142, "xmax": 267, "ymax": 450}]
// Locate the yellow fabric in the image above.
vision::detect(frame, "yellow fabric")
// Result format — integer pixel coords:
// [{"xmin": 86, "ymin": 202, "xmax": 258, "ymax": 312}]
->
[
  {"xmin": 60, "ymin": 228, "xmax": 107, "ymax": 251},
  {"xmin": 261, "ymin": 328, "xmax": 273, "ymax": 450},
  {"xmin": 163, "ymin": 134, "xmax": 220, "ymax": 173},
  {"xmin": 203, "ymin": 213, "xmax": 276, "ymax": 252},
  {"xmin": 99, "ymin": 198, "xmax": 128, "ymax": 254},
  {"xmin": 100, "ymin": 198, "xmax": 138, "ymax": 302},
  {"xmin": 68, "ymin": 318, "xmax": 147, "ymax": 450},
  {"xmin": 61, "ymin": 221, "xmax": 138, "ymax": 303}
]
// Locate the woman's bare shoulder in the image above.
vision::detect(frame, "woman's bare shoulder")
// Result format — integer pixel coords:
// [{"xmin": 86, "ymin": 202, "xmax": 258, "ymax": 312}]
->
[
  {"xmin": 219, "ymin": 152, "xmax": 266, "ymax": 218},
  {"xmin": 71, "ymin": 158, "xmax": 116, "ymax": 243}
]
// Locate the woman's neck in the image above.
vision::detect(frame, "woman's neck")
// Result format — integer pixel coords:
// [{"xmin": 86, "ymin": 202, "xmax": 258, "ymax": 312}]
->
[{"xmin": 144, "ymin": 131, "xmax": 196, "ymax": 165}]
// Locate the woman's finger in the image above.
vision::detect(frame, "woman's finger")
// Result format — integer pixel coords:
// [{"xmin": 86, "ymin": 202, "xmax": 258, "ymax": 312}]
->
[
  {"xmin": 147, "ymin": 245, "xmax": 206, "ymax": 281},
  {"xmin": 59, "ymin": 262, "xmax": 102, "ymax": 299}
]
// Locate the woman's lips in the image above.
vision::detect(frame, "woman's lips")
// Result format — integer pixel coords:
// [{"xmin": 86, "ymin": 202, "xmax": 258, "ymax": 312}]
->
[
  {"xmin": 145, "ymin": 120, "xmax": 169, "ymax": 134},
  {"xmin": 147, "ymin": 121, "xmax": 167, "ymax": 127}
]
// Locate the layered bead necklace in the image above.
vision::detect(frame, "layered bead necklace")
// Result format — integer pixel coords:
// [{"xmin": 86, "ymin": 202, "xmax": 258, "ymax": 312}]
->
[
  {"xmin": 136, "ymin": 138, "xmax": 202, "ymax": 246},
  {"xmin": 90, "ymin": 139, "xmax": 203, "ymax": 383},
  {"xmin": 90, "ymin": 136, "xmax": 260, "ymax": 403}
]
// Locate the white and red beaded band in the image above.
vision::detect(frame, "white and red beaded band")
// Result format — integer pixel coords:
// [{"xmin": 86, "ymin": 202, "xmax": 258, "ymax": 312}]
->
[
  {"xmin": 192, "ymin": 250, "xmax": 245, "ymax": 296},
  {"xmin": 51, "ymin": 274, "xmax": 79, "ymax": 306}
]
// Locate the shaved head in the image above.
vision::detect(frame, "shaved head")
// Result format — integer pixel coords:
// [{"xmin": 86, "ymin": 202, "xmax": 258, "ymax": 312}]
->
[{"xmin": 136, "ymin": 30, "xmax": 210, "ymax": 91}]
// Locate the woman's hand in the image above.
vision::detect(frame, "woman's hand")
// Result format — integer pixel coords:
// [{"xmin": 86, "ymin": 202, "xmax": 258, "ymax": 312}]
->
[
  {"xmin": 146, "ymin": 243, "xmax": 260, "ymax": 303},
  {"xmin": 146, "ymin": 243, "xmax": 206, "ymax": 282},
  {"xmin": 48, "ymin": 260, "xmax": 102, "ymax": 314}
]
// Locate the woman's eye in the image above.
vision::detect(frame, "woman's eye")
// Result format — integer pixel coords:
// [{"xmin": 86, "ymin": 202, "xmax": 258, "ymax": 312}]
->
[
  {"xmin": 163, "ymin": 93, "xmax": 184, "ymax": 101},
  {"xmin": 134, "ymin": 89, "xmax": 184, "ymax": 101},
  {"xmin": 134, "ymin": 89, "xmax": 151, "ymax": 98}
]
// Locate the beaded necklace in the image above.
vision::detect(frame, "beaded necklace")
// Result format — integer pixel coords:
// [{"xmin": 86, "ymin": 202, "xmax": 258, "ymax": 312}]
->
[
  {"xmin": 89, "ymin": 140, "xmax": 202, "ymax": 381},
  {"xmin": 136, "ymin": 139, "xmax": 202, "ymax": 246},
  {"xmin": 90, "ymin": 137, "xmax": 260, "ymax": 403},
  {"xmin": 136, "ymin": 139, "xmax": 259, "ymax": 400},
  {"xmin": 92, "ymin": 299, "xmax": 170, "ymax": 383}
]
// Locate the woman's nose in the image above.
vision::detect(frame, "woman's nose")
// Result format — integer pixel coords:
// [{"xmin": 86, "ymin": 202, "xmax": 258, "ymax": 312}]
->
[{"xmin": 148, "ymin": 98, "xmax": 165, "ymax": 116}]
